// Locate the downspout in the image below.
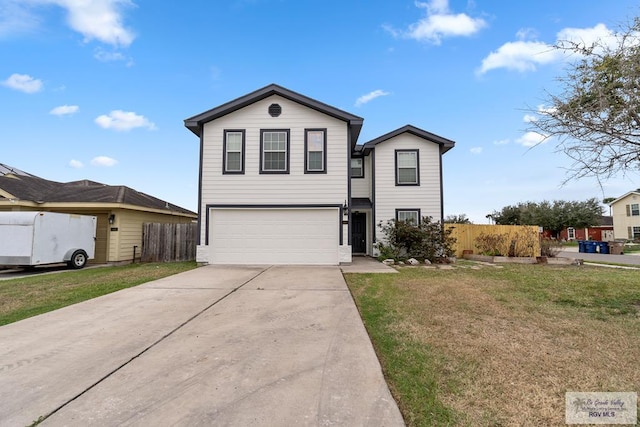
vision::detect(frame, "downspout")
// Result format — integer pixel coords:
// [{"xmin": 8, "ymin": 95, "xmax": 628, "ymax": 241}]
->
[
  {"xmin": 439, "ymin": 145, "xmax": 445, "ymax": 224},
  {"xmin": 197, "ymin": 128, "xmax": 204, "ymax": 246},
  {"xmin": 347, "ymin": 128, "xmax": 352, "ymax": 246}
]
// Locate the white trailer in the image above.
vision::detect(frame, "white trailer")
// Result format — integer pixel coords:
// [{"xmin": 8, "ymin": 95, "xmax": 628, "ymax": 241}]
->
[{"xmin": 0, "ymin": 211, "xmax": 97, "ymax": 269}]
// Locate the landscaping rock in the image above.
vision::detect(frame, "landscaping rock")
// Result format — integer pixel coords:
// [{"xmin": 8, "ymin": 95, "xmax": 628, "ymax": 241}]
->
[
  {"xmin": 423, "ymin": 259, "xmax": 432, "ymax": 265},
  {"xmin": 382, "ymin": 259, "xmax": 395, "ymax": 266},
  {"xmin": 408, "ymin": 258, "xmax": 420, "ymax": 265}
]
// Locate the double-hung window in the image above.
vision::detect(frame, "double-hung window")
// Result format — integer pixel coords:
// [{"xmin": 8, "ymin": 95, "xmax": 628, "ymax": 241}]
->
[
  {"xmin": 223, "ymin": 130, "xmax": 245, "ymax": 174},
  {"xmin": 396, "ymin": 209, "xmax": 420, "ymax": 225},
  {"xmin": 305, "ymin": 129, "xmax": 326, "ymax": 173},
  {"xmin": 351, "ymin": 158, "xmax": 364, "ymax": 178},
  {"xmin": 630, "ymin": 226, "xmax": 640, "ymax": 239},
  {"xmin": 628, "ymin": 203, "xmax": 640, "ymax": 216},
  {"xmin": 260, "ymin": 129, "xmax": 289, "ymax": 174},
  {"xmin": 396, "ymin": 150, "xmax": 419, "ymax": 185}
]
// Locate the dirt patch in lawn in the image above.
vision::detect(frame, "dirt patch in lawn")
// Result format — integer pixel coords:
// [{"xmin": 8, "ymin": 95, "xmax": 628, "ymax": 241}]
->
[{"xmin": 363, "ymin": 267, "xmax": 640, "ymax": 426}]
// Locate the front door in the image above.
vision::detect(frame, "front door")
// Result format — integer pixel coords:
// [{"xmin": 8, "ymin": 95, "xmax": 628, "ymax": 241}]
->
[{"xmin": 352, "ymin": 212, "xmax": 366, "ymax": 254}]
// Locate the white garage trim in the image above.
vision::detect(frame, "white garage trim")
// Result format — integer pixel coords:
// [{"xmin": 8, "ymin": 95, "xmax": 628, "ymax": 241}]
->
[{"xmin": 206, "ymin": 206, "xmax": 342, "ymax": 265}]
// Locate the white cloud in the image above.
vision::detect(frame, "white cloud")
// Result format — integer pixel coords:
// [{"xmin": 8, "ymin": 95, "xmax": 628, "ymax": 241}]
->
[
  {"xmin": 69, "ymin": 159, "xmax": 83, "ymax": 168},
  {"xmin": 50, "ymin": 104, "xmax": 79, "ymax": 116},
  {"xmin": 94, "ymin": 110, "xmax": 156, "ymax": 131},
  {"xmin": 517, "ymin": 131, "xmax": 547, "ymax": 147},
  {"xmin": 522, "ymin": 113, "xmax": 538, "ymax": 123},
  {"xmin": 2, "ymin": 73, "xmax": 43, "ymax": 93},
  {"xmin": 355, "ymin": 89, "xmax": 391, "ymax": 107},
  {"xmin": 90, "ymin": 156, "xmax": 118, "ymax": 167},
  {"xmin": 385, "ymin": 0, "xmax": 487, "ymax": 45},
  {"xmin": 493, "ymin": 139, "xmax": 510, "ymax": 145},
  {"xmin": 478, "ymin": 23, "xmax": 618, "ymax": 74},
  {"xmin": 470, "ymin": 147, "xmax": 483, "ymax": 154},
  {"xmin": 2, "ymin": 0, "xmax": 135, "ymax": 47},
  {"xmin": 478, "ymin": 40, "xmax": 561, "ymax": 74}
]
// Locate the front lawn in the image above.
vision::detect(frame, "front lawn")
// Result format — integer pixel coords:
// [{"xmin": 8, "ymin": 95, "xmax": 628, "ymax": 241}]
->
[
  {"xmin": 0, "ymin": 262, "xmax": 197, "ymax": 326},
  {"xmin": 345, "ymin": 263, "xmax": 640, "ymax": 426}
]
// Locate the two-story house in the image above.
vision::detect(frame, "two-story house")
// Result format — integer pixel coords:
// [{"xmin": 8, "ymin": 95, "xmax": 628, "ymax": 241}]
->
[
  {"xmin": 610, "ymin": 190, "xmax": 640, "ymax": 241},
  {"xmin": 185, "ymin": 84, "xmax": 455, "ymax": 265}
]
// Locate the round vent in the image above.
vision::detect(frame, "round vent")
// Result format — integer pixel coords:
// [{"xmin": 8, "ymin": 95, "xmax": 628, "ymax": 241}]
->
[{"xmin": 268, "ymin": 103, "xmax": 282, "ymax": 117}]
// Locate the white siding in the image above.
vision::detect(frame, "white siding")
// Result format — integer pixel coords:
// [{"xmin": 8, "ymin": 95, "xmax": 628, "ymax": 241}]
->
[
  {"xmin": 611, "ymin": 193, "xmax": 640, "ymax": 240},
  {"xmin": 373, "ymin": 133, "xmax": 442, "ymax": 242},
  {"xmin": 351, "ymin": 154, "xmax": 371, "ymax": 199},
  {"xmin": 199, "ymin": 95, "xmax": 349, "ymax": 244}
]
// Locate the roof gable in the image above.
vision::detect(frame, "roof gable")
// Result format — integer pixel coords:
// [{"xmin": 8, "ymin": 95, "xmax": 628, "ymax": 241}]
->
[
  {"xmin": 609, "ymin": 191, "xmax": 640, "ymax": 205},
  {"xmin": 362, "ymin": 125, "xmax": 455, "ymax": 154},
  {"xmin": 184, "ymin": 83, "xmax": 364, "ymax": 145}
]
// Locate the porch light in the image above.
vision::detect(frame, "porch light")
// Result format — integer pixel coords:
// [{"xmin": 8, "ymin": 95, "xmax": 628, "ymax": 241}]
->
[{"xmin": 108, "ymin": 214, "xmax": 116, "ymax": 224}]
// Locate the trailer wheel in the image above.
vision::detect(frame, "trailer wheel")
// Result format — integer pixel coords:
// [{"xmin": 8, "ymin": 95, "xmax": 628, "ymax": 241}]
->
[{"xmin": 68, "ymin": 250, "xmax": 88, "ymax": 269}]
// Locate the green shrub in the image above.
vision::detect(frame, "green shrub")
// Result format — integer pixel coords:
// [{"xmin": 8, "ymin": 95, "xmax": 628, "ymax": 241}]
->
[{"xmin": 375, "ymin": 217, "xmax": 456, "ymax": 263}]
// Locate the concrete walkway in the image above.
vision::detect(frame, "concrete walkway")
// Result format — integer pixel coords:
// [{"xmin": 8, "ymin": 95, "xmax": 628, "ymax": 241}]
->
[
  {"xmin": 340, "ymin": 256, "xmax": 398, "ymax": 274},
  {"xmin": 0, "ymin": 266, "xmax": 404, "ymax": 426}
]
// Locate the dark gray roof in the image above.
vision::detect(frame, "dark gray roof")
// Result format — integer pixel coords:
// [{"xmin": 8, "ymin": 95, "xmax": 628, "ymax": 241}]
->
[
  {"xmin": 599, "ymin": 215, "xmax": 613, "ymax": 227},
  {"xmin": 184, "ymin": 83, "xmax": 364, "ymax": 146},
  {"xmin": 362, "ymin": 124, "xmax": 455, "ymax": 154},
  {"xmin": 0, "ymin": 168, "xmax": 195, "ymax": 216},
  {"xmin": 350, "ymin": 198, "xmax": 372, "ymax": 209}
]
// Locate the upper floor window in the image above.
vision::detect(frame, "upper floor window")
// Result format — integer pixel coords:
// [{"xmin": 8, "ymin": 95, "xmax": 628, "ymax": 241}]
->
[
  {"xmin": 395, "ymin": 150, "xmax": 419, "ymax": 185},
  {"xmin": 223, "ymin": 130, "xmax": 245, "ymax": 174},
  {"xmin": 260, "ymin": 129, "xmax": 289, "ymax": 174},
  {"xmin": 305, "ymin": 129, "xmax": 326, "ymax": 173},
  {"xmin": 351, "ymin": 158, "xmax": 364, "ymax": 178},
  {"xmin": 396, "ymin": 209, "xmax": 420, "ymax": 225},
  {"xmin": 628, "ymin": 203, "xmax": 640, "ymax": 216}
]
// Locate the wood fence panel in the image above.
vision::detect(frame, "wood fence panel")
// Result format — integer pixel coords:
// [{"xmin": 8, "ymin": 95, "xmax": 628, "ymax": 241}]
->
[
  {"xmin": 142, "ymin": 222, "xmax": 197, "ymax": 262},
  {"xmin": 447, "ymin": 224, "xmax": 541, "ymax": 258}
]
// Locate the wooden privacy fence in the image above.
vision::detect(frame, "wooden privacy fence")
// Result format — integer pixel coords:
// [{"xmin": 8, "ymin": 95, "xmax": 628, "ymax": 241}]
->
[
  {"xmin": 447, "ymin": 224, "xmax": 541, "ymax": 258},
  {"xmin": 141, "ymin": 222, "xmax": 197, "ymax": 262}
]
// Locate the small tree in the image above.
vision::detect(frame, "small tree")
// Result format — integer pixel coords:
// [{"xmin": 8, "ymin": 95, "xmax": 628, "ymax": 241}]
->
[{"xmin": 376, "ymin": 216, "xmax": 456, "ymax": 263}]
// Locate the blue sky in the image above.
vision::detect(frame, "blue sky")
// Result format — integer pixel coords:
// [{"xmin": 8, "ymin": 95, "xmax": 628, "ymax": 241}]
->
[{"xmin": 1, "ymin": 0, "xmax": 639, "ymax": 222}]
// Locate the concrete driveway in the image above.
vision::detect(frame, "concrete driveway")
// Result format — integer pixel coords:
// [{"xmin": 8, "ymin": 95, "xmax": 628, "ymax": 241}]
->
[{"xmin": 0, "ymin": 265, "xmax": 404, "ymax": 426}]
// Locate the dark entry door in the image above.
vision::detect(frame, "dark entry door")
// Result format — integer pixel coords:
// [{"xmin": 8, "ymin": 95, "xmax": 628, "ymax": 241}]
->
[{"xmin": 352, "ymin": 212, "xmax": 366, "ymax": 253}]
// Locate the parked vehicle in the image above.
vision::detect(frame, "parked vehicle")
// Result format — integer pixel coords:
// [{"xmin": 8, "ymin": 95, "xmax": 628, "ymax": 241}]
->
[{"xmin": 0, "ymin": 211, "xmax": 96, "ymax": 269}]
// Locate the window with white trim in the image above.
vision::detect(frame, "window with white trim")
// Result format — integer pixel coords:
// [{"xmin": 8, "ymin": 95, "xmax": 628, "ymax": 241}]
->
[
  {"xmin": 351, "ymin": 158, "xmax": 363, "ymax": 178},
  {"xmin": 305, "ymin": 129, "xmax": 326, "ymax": 173},
  {"xmin": 396, "ymin": 150, "xmax": 419, "ymax": 185},
  {"xmin": 260, "ymin": 130, "xmax": 289, "ymax": 173},
  {"xmin": 630, "ymin": 226, "xmax": 640, "ymax": 239},
  {"xmin": 567, "ymin": 227, "xmax": 575, "ymax": 240},
  {"xmin": 396, "ymin": 209, "xmax": 420, "ymax": 225},
  {"xmin": 630, "ymin": 203, "xmax": 640, "ymax": 216},
  {"xmin": 223, "ymin": 130, "xmax": 244, "ymax": 174}
]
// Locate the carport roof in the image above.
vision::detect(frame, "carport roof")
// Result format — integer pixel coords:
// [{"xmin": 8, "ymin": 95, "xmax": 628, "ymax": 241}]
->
[{"xmin": 0, "ymin": 168, "xmax": 196, "ymax": 216}]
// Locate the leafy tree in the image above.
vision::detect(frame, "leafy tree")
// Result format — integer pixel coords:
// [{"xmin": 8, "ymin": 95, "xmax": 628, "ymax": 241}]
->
[
  {"xmin": 528, "ymin": 17, "xmax": 640, "ymax": 182},
  {"xmin": 491, "ymin": 198, "xmax": 604, "ymax": 236},
  {"xmin": 444, "ymin": 213, "xmax": 472, "ymax": 224}
]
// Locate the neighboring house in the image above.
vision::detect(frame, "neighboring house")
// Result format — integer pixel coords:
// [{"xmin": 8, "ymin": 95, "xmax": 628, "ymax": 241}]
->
[
  {"xmin": 0, "ymin": 163, "xmax": 197, "ymax": 263},
  {"xmin": 184, "ymin": 84, "xmax": 455, "ymax": 265},
  {"xmin": 610, "ymin": 190, "xmax": 640, "ymax": 241},
  {"xmin": 556, "ymin": 216, "xmax": 614, "ymax": 241}
]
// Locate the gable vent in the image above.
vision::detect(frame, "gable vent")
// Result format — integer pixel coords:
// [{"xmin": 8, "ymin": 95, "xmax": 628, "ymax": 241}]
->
[{"xmin": 268, "ymin": 103, "xmax": 282, "ymax": 117}]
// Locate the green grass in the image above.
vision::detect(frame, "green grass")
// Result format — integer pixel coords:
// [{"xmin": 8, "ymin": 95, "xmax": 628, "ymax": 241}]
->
[
  {"xmin": 346, "ymin": 273, "xmax": 461, "ymax": 426},
  {"xmin": 345, "ymin": 264, "xmax": 640, "ymax": 426},
  {"xmin": 0, "ymin": 262, "xmax": 197, "ymax": 326}
]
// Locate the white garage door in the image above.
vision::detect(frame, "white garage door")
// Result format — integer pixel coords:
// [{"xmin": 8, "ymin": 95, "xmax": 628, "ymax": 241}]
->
[{"xmin": 209, "ymin": 208, "xmax": 340, "ymax": 265}]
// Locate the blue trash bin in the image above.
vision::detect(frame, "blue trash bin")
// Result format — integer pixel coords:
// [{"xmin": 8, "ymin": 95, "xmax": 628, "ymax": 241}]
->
[
  {"xmin": 598, "ymin": 241, "xmax": 610, "ymax": 254},
  {"xmin": 585, "ymin": 241, "xmax": 597, "ymax": 253},
  {"xmin": 578, "ymin": 240, "xmax": 585, "ymax": 253}
]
